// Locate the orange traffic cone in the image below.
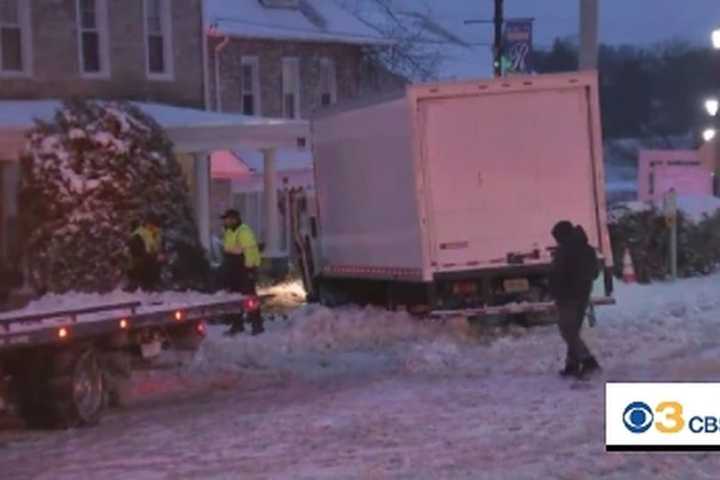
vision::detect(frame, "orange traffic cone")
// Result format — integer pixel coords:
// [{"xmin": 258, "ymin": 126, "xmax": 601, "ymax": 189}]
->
[{"xmin": 622, "ymin": 248, "xmax": 636, "ymax": 283}]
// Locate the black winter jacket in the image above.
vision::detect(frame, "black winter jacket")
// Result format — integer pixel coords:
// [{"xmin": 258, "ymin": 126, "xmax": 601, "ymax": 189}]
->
[{"xmin": 549, "ymin": 222, "xmax": 599, "ymax": 305}]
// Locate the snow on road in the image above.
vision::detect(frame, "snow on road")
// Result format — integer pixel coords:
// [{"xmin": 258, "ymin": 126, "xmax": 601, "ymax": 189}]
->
[{"xmin": 3, "ymin": 277, "xmax": 720, "ymax": 479}]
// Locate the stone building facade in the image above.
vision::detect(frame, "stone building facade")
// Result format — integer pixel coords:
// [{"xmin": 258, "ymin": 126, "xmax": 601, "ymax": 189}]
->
[{"xmin": 0, "ymin": 0, "xmax": 205, "ymax": 108}]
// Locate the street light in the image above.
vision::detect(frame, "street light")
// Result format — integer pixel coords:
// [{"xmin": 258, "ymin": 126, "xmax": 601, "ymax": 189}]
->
[
  {"xmin": 703, "ymin": 128, "xmax": 717, "ymax": 142},
  {"xmin": 706, "ymin": 98, "xmax": 720, "ymax": 116},
  {"xmin": 713, "ymin": 28, "xmax": 720, "ymax": 49}
]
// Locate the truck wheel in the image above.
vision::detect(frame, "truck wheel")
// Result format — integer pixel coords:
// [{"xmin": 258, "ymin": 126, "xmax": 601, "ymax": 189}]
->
[
  {"xmin": 317, "ymin": 281, "xmax": 349, "ymax": 307},
  {"xmin": 17, "ymin": 348, "xmax": 107, "ymax": 429},
  {"xmin": 49, "ymin": 348, "xmax": 107, "ymax": 428}
]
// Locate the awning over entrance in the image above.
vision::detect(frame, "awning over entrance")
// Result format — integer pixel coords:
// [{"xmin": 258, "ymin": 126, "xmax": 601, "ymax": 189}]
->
[
  {"xmin": 210, "ymin": 148, "xmax": 313, "ymax": 179},
  {"xmin": 0, "ymin": 100, "xmax": 309, "ymax": 155}
]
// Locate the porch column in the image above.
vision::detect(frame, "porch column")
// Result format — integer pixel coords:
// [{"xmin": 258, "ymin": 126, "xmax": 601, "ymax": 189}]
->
[
  {"xmin": 194, "ymin": 152, "xmax": 211, "ymax": 251},
  {"xmin": 262, "ymin": 147, "xmax": 280, "ymax": 257}
]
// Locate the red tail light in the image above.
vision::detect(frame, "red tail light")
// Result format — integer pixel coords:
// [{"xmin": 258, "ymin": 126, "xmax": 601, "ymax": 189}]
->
[
  {"xmin": 58, "ymin": 327, "xmax": 69, "ymax": 339},
  {"xmin": 196, "ymin": 321, "xmax": 207, "ymax": 336},
  {"xmin": 243, "ymin": 296, "xmax": 260, "ymax": 312},
  {"xmin": 174, "ymin": 310, "xmax": 184, "ymax": 321},
  {"xmin": 452, "ymin": 282, "xmax": 477, "ymax": 296}
]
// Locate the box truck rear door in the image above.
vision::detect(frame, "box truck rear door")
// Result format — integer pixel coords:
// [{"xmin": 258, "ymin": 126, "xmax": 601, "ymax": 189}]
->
[{"xmin": 418, "ymin": 87, "xmax": 601, "ymax": 269}]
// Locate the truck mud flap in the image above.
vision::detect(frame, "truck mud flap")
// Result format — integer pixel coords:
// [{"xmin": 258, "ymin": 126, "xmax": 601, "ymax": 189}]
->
[{"xmin": 430, "ymin": 296, "xmax": 616, "ymax": 319}]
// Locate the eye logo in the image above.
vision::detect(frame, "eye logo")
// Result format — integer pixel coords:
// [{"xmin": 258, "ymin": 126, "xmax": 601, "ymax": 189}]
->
[{"xmin": 624, "ymin": 402, "xmax": 654, "ymax": 433}]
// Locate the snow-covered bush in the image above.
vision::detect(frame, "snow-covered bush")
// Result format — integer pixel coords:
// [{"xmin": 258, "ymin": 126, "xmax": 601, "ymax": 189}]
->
[
  {"xmin": 20, "ymin": 99, "xmax": 208, "ymax": 293},
  {"xmin": 609, "ymin": 205, "xmax": 720, "ymax": 282}
]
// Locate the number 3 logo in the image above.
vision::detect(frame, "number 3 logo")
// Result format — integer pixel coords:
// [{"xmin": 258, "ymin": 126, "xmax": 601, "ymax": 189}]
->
[{"xmin": 656, "ymin": 401, "xmax": 685, "ymax": 433}]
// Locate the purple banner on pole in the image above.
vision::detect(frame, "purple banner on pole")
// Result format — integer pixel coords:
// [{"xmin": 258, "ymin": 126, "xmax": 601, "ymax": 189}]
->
[{"xmin": 502, "ymin": 18, "xmax": 534, "ymax": 75}]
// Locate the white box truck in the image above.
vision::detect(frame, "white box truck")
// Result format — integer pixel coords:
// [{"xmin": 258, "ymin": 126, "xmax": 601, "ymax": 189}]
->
[{"xmin": 306, "ymin": 72, "xmax": 614, "ymax": 317}]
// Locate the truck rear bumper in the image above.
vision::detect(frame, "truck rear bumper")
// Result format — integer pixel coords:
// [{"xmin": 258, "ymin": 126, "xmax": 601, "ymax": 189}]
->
[{"xmin": 430, "ymin": 296, "xmax": 616, "ymax": 319}]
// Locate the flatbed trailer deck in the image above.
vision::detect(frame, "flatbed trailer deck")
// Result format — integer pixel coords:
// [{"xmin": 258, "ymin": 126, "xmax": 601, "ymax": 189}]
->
[{"xmin": 0, "ymin": 294, "xmax": 258, "ymax": 429}]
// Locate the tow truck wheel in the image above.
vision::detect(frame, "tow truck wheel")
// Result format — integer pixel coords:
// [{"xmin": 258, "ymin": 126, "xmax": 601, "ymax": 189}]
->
[
  {"xmin": 42, "ymin": 349, "xmax": 107, "ymax": 428},
  {"xmin": 15, "ymin": 348, "xmax": 106, "ymax": 429},
  {"xmin": 63, "ymin": 349, "xmax": 106, "ymax": 426}
]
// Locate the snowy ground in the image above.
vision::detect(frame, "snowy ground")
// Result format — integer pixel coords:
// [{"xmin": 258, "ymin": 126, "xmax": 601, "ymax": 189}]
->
[{"xmin": 3, "ymin": 277, "xmax": 720, "ymax": 479}]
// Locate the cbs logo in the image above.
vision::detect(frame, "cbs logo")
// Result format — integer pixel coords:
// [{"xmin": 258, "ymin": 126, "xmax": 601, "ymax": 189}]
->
[{"xmin": 623, "ymin": 401, "xmax": 685, "ymax": 434}]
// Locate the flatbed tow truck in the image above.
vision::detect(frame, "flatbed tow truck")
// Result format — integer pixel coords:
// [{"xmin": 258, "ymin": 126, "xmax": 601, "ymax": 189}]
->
[{"xmin": 0, "ymin": 294, "xmax": 259, "ymax": 429}]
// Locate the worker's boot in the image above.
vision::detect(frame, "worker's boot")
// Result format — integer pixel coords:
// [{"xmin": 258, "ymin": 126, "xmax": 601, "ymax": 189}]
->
[
  {"xmin": 249, "ymin": 311, "xmax": 265, "ymax": 336},
  {"xmin": 578, "ymin": 356, "xmax": 602, "ymax": 379},
  {"xmin": 558, "ymin": 360, "xmax": 581, "ymax": 378}
]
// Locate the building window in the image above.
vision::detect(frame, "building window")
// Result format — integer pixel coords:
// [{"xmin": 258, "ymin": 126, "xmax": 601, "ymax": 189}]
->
[
  {"xmin": 77, "ymin": 0, "xmax": 109, "ymax": 77},
  {"xmin": 240, "ymin": 57, "xmax": 261, "ymax": 116},
  {"xmin": 282, "ymin": 58, "xmax": 300, "ymax": 119},
  {"xmin": 319, "ymin": 58, "xmax": 337, "ymax": 107},
  {"xmin": 144, "ymin": 0, "xmax": 174, "ymax": 79},
  {"xmin": 0, "ymin": 0, "xmax": 30, "ymax": 75}
]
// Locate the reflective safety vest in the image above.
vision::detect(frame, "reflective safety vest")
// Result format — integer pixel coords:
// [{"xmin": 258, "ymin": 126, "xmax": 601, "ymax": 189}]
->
[
  {"xmin": 134, "ymin": 225, "xmax": 162, "ymax": 255},
  {"xmin": 224, "ymin": 224, "xmax": 261, "ymax": 268}
]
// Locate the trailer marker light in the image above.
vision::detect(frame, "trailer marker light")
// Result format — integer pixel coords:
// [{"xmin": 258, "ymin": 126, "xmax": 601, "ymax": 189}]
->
[
  {"xmin": 196, "ymin": 322, "xmax": 207, "ymax": 336},
  {"xmin": 120, "ymin": 319, "xmax": 129, "ymax": 329},
  {"xmin": 174, "ymin": 310, "xmax": 184, "ymax": 321},
  {"xmin": 243, "ymin": 296, "xmax": 261, "ymax": 312},
  {"xmin": 58, "ymin": 327, "xmax": 69, "ymax": 339}
]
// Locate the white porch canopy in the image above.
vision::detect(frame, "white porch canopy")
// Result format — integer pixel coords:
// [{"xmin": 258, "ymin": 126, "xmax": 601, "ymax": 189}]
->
[
  {"xmin": 0, "ymin": 100, "xmax": 308, "ymax": 154},
  {"xmin": 0, "ymin": 100, "xmax": 309, "ymax": 257}
]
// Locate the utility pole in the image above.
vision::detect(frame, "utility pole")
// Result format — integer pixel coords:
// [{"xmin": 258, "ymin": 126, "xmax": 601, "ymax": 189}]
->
[
  {"xmin": 664, "ymin": 189, "xmax": 678, "ymax": 281},
  {"xmin": 579, "ymin": 0, "xmax": 598, "ymax": 70},
  {"xmin": 494, "ymin": 0, "xmax": 504, "ymax": 77},
  {"xmin": 464, "ymin": 0, "xmax": 505, "ymax": 77}
]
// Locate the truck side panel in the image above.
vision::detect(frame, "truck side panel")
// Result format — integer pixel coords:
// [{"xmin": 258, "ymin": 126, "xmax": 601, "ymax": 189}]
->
[{"xmin": 312, "ymin": 98, "xmax": 424, "ymax": 277}]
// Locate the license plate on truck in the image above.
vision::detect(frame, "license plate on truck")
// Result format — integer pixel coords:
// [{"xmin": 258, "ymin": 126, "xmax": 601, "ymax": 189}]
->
[
  {"xmin": 503, "ymin": 278, "xmax": 529, "ymax": 293},
  {"xmin": 140, "ymin": 341, "xmax": 162, "ymax": 359}
]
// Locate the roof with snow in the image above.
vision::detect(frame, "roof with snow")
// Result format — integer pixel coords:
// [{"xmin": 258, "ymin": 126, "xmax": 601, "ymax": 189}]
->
[
  {"xmin": 205, "ymin": 0, "xmax": 392, "ymax": 46},
  {"xmin": 0, "ymin": 100, "xmax": 309, "ymax": 154}
]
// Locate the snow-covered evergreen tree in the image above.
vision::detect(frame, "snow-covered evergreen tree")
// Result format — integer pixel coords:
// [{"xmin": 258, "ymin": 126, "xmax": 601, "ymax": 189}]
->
[{"xmin": 20, "ymin": 99, "xmax": 208, "ymax": 293}]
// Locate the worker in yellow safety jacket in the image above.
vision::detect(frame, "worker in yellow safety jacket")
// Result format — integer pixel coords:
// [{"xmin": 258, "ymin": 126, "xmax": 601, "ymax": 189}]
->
[
  {"xmin": 126, "ymin": 213, "xmax": 165, "ymax": 292},
  {"xmin": 221, "ymin": 209, "xmax": 264, "ymax": 336}
]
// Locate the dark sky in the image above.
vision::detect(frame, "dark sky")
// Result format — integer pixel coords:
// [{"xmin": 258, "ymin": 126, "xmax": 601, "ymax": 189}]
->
[{"xmin": 396, "ymin": 0, "xmax": 720, "ymax": 48}]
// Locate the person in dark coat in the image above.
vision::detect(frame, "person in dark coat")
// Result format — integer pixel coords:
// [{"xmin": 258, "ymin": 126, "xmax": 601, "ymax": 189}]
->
[{"xmin": 549, "ymin": 221, "xmax": 601, "ymax": 378}]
